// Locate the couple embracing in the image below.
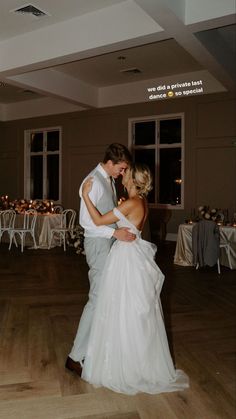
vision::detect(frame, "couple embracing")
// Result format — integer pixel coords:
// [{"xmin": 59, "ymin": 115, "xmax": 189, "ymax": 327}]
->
[{"xmin": 66, "ymin": 143, "xmax": 189, "ymax": 395}]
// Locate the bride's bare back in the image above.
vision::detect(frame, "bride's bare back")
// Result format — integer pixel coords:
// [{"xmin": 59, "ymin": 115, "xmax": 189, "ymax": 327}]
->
[{"xmin": 119, "ymin": 196, "xmax": 148, "ymax": 231}]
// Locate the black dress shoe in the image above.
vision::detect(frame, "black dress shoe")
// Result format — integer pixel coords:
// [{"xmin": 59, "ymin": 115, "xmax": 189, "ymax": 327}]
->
[{"xmin": 65, "ymin": 356, "xmax": 83, "ymax": 376}]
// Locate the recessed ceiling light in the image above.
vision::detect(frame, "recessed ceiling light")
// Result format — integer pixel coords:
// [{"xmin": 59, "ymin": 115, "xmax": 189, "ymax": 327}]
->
[
  {"xmin": 22, "ymin": 89, "xmax": 37, "ymax": 94},
  {"xmin": 10, "ymin": 3, "xmax": 50, "ymax": 18},
  {"xmin": 120, "ymin": 68, "xmax": 142, "ymax": 74}
]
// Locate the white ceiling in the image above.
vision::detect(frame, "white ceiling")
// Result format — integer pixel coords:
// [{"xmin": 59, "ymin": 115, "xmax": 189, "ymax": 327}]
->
[{"xmin": 0, "ymin": 0, "xmax": 235, "ymax": 121}]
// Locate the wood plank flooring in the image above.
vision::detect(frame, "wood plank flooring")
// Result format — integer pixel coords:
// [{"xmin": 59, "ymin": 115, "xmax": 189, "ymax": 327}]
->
[{"xmin": 0, "ymin": 242, "xmax": 235, "ymax": 419}]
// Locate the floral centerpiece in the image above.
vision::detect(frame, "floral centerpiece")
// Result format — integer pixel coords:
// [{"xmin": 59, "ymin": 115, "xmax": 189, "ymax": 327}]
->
[
  {"xmin": 198, "ymin": 205, "xmax": 220, "ymax": 222},
  {"xmin": 66, "ymin": 225, "xmax": 85, "ymax": 255},
  {"xmin": 0, "ymin": 195, "xmax": 10, "ymax": 210},
  {"xmin": 0, "ymin": 195, "xmax": 55, "ymax": 214}
]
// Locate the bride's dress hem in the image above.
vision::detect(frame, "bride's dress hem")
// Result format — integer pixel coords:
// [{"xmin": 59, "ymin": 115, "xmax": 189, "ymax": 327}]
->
[{"xmin": 82, "ymin": 368, "xmax": 189, "ymax": 395}]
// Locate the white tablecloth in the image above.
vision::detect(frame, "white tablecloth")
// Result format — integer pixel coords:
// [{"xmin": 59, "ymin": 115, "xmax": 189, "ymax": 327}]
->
[{"xmin": 174, "ymin": 223, "xmax": 236, "ymax": 269}]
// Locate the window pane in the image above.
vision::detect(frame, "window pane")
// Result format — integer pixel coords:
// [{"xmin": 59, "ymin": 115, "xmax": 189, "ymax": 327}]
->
[
  {"xmin": 134, "ymin": 149, "xmax": 155, "ymax": 203},
  {"xmin": 159, "ymin": 148, "xmax": 182, "ymax": 205},
  {"xmin": 47, "ymin": 130, "xmax": 59, "ymax": 151},
  {"xmin": 30, "ymin": 156, "xmax": 43, "ymax": 199},
  {"xmin": 47, "ymin": 155, "xmax": 59, "ymax": 200},
  {"xmin": 30, "ymin": 132, "xmax": 43, "ymax": 152},
  {"xmin": 160, "ymin": 119, "xmax": 181, "ymax": 144},
  {"xmin": 134, "ymin": 121, "xmax": 155, "ymax": 145}
]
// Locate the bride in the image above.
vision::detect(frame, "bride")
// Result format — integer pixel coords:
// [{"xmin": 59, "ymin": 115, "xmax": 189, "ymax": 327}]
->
[{"xmin": 81, "ymin": 163, "xmax": 189, "ymax": 395}]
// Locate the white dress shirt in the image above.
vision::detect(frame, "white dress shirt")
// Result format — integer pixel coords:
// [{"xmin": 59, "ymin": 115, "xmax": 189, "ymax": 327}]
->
[{"xmin": 79, "ymin": 163, "xmax": 116, "ymax": 239}]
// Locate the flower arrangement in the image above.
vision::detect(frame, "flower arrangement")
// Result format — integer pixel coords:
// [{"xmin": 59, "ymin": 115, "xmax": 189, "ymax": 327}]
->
[
  {"xmin": 0, "ymin": 195, "xmax": 10, "ymax": 210},
  {"xmin": 66, "ymin": 225, "xmax": 85, "ymax": 255},
  {"xmin": 198, "ymin": 206, "xmax": 218, "ymax": 221},
  {"xmin": 0, "ymin": 195, "xmax": 55, "ymax": 214}
]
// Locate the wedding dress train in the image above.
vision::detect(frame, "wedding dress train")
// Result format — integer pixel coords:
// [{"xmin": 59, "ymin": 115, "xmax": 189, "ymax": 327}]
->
[{"xmin": 82, "ymin": 208, "xmax": 189, "ymax": 395}]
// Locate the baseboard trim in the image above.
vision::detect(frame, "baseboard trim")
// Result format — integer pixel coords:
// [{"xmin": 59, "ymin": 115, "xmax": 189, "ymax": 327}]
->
[{"xmin": 166, "ymin": 233, "xmax": 177, "ymax": 241}]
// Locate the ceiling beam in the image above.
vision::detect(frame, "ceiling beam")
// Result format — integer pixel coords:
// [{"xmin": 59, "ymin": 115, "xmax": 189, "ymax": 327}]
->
[
  {"xmin": 7, "ymin": 69, "xmax": 98, "ymax": 108},
  {"xmin": 135, "ymin": 0, "xmax": 236, "ymax": 91}
]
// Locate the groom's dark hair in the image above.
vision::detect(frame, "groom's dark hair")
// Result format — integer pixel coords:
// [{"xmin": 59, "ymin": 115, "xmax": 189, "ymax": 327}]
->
[{"xmin": 103, "ymin": 143, "xmax": 132, "ymax": 164}]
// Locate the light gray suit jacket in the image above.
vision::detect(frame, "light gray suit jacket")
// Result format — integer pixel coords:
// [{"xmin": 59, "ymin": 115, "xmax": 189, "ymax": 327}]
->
[{"xmin": 192, "ymin": 220, "xmax": 220, "ymax": 267}]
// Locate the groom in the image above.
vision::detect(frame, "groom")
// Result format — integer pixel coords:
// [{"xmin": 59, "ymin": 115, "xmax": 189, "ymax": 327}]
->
[{"xmin": 66, "ymin": 143, "xmax": 135, "ymax": 375}]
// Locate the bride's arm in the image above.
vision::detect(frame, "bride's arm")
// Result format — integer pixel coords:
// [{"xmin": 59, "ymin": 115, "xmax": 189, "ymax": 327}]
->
[
  {"xmin": 83, "ymin": 193, "xmax": 117, "ymax": 226},
  {"xmin": 82, "ymin": 177, "xmax": 132, "ymax": 226}
]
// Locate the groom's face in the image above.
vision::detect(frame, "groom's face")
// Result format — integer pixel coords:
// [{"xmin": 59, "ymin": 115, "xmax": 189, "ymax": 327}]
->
[
  {"xmin": 122, "ymin": 167, "xmax": 131, "ymax": 187},
  {"xmin": 109, "ymin": 161, "xmax": 129, "ymax": 179}
]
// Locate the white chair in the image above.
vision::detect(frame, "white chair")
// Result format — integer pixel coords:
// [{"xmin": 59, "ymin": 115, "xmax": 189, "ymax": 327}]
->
[
  {"xmin": 53, "ymin": 205, "xmax": 64, "ymax": 214},
  {"xmin": 218, "ymin": 242, "xmax": 233, "ymax": 274},
  {"xmin": 48, "ymin": 209, "xmax": 76, "ymax": 251},
  {"xmin": 193, "ymin": 220, "xmax": 220, "ymax": 274},
  {"xmin": 8, "ymin": 209, "xmax": 37, "ymax": 252},
  {"xmin": 0, "ymin": 210, "xmax": 17, "ymax": 243},
  {"xmin": 196, "ymin": 221, "xmax": 233, "ymax": 275},
  {"xmin": 197, "ymin": 248, "xmax": 232, "ymax": 274}
]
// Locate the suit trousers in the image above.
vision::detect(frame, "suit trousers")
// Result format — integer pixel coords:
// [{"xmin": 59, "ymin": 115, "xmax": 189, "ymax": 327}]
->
[{"xmin": 69, "ymin": 236, "xmax": 113, "ymax": 363}]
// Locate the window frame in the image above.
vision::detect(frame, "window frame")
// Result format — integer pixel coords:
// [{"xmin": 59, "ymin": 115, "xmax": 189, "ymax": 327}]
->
[
  {"xmin": 128, "ymin": 113, "xmax": 185, "ymax": 209},
  {"xmin": 24, "ymin": 126, "xmax": 62, "ymax": 202}
]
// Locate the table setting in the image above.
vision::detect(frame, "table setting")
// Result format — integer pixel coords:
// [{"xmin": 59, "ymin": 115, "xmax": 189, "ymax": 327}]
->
[
  {"xmin": 0, "ymin": 195, "xmax": 62, "ymax": 249},
  {"xmin": 174, "ymin": 206, "xmax": 236, "ymax": 269}
]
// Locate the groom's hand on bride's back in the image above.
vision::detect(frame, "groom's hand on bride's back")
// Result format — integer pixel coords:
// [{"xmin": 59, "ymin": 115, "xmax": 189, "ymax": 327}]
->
[{"xmin": 113, "ymin": 228, "xmax": 136, "ymax": 241}]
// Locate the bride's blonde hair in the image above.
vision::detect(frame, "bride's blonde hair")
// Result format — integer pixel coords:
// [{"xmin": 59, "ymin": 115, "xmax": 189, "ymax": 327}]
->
[{"xmin": 130, "ymin": 163, "xmax": 152, "ymax": 197}]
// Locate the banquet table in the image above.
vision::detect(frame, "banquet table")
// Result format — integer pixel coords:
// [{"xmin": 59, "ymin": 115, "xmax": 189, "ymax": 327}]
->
[
  {"xmin": 9, "ymin": 213, "xmax": 62, "ymax": 249},
  {"xmin": 174, "ymin": 223, "xmax": 236, "ymax": 269}
]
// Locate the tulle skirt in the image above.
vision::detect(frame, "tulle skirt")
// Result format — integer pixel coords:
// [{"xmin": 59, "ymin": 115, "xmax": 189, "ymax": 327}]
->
[{"xmin": 82, "ymin": 238, "xmax": 189, "ymax": 394}]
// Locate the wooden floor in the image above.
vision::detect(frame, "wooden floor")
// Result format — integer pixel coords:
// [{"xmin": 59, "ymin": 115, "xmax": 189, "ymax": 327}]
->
[{"xmin": 0, "ymin": 241, "xmax": 235, "ymax": 419}]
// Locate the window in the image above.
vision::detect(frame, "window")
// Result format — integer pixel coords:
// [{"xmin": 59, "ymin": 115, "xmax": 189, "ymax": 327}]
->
[
  {"xmin": 24, "ymin": 127, "xmax": 61, "ymax": 202},
  {"xmin": 129, "ymin": 114, "xmax": 184, "ymax": 208}
]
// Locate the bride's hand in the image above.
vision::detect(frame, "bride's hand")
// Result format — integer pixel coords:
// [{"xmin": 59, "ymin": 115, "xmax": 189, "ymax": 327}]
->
[{"xmin": 82, "ymin": 177, "xmax": 94, "ymax": 196}]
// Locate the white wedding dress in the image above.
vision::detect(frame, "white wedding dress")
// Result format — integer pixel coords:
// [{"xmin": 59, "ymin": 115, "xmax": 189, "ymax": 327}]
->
[{"xmin": 82, "ymin": 208, "xmax": 189, "ymax": 395}]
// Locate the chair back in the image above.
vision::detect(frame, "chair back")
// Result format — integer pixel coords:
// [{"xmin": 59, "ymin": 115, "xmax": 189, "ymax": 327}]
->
[
  {"xmin": 23, "ymin": 209, "xmax": 37, "ymax": 231},
  {"xmin": 61, "ymin": 209, "xmax": 76, "ymax": 230},
  {"xmin": 0, "ymin": 209, "xmax": 16, "ymax": 229},
  {"xmin": 54, "ymin": 205, "xmax": 64, "ymax": 214}
]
